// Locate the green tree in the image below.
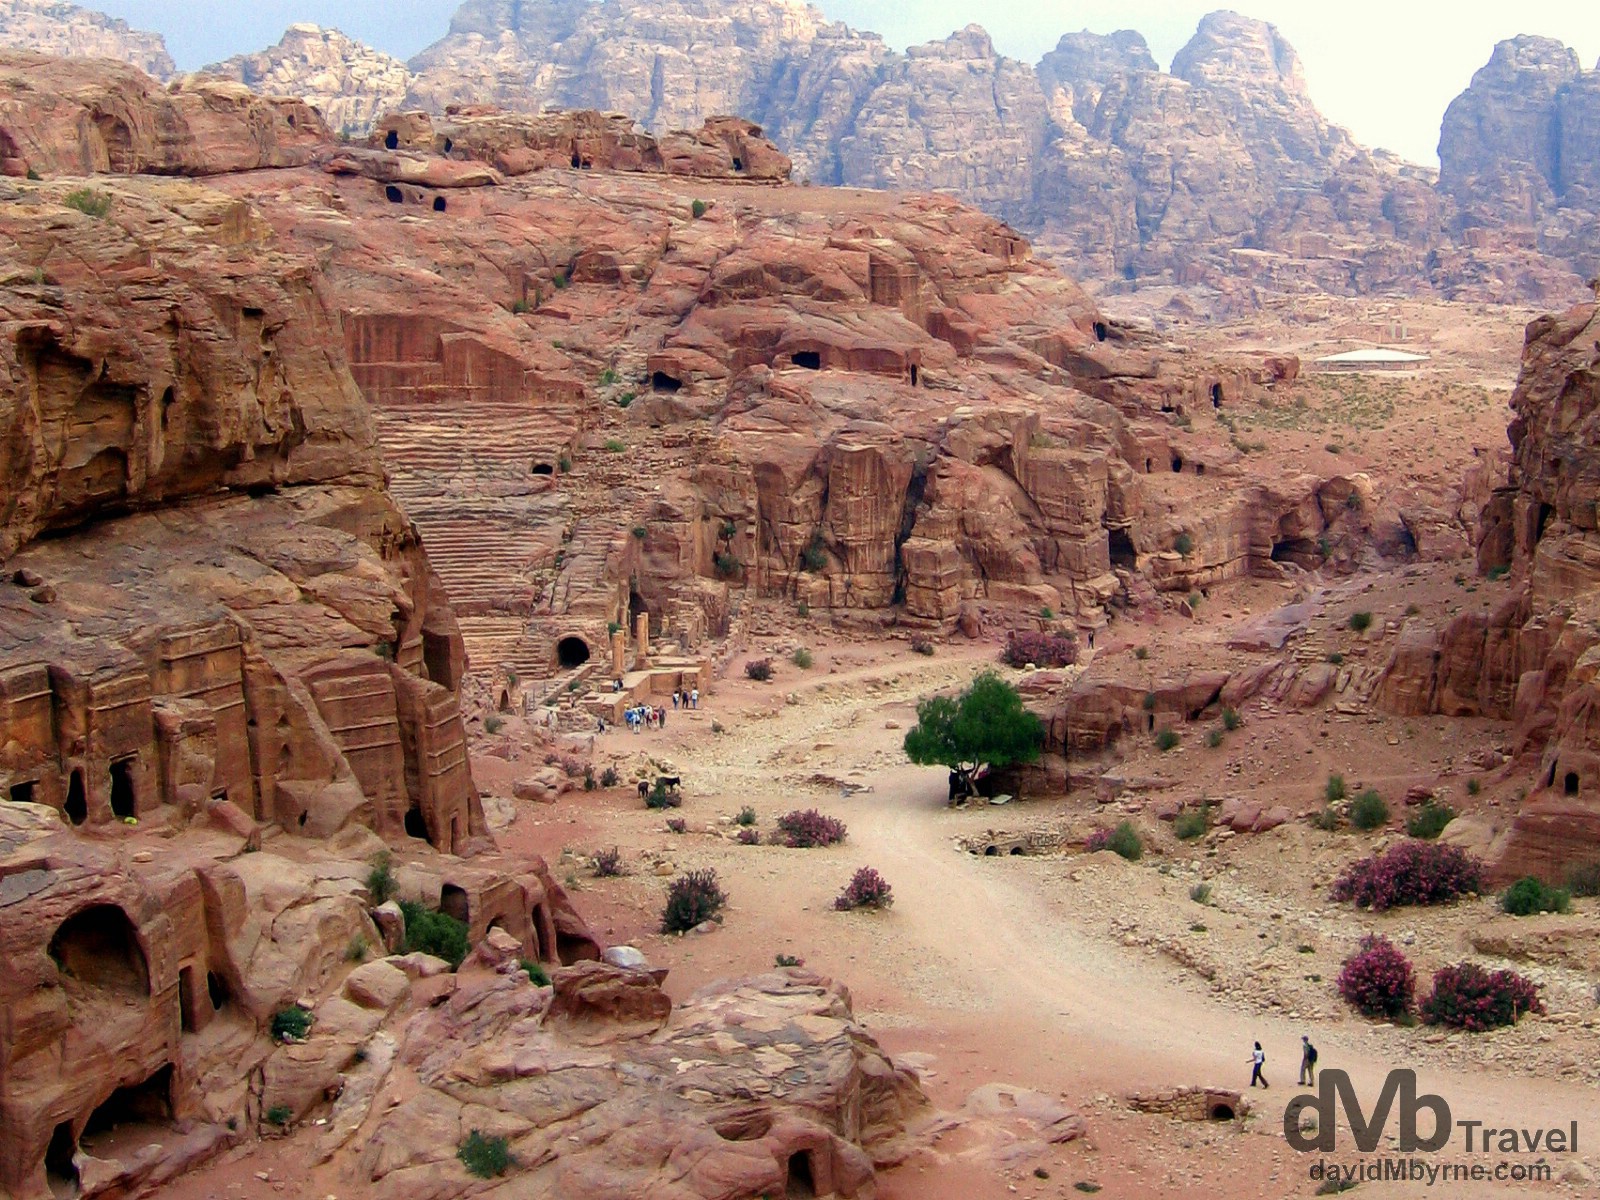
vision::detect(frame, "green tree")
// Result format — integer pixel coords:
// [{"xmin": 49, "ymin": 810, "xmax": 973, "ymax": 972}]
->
[{"xmin": 904, "ymin": 671, "xmax": 1044, "ymax": 800}]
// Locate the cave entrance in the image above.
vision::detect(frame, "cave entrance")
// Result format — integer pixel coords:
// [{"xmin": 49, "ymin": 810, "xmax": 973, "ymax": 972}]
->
[
  {"xmin": 65, "ymin": 768, "xmax": 86, "ymax": 825},
  {"xmin": 178, "ymin": 965, "xmax": 197, "ymax": 1032},
  {"xmin": 49, "ymin": 905, "xmax": 149, "ymax": 995},
  {"xmin": 384, "ymin": 185, "xmax": 403, "ymax": 204},
  {"xmin": 786, "ymin": 1150, "xmax": 817, "ymax": 1198},
  {"xmin": 1171, "ymin": 455, "xmax": 1184, "ymax": 473},
  {"xmin": 109, "ymin": 757, "xmax": 136, "ymax": 819},
  {"xmin": 497, "ymin": 690, "xmax": 512, "ymax": 713},
  {"xmin": 1565, "ymin": 772, "xmax": 1580, "ymax": 796},
  {"xmin": 1271, "ymin": 538, "xmax": 1320, "ymax": 569},
  {"xmin": 909, "ymin": 363, "xmax": 919, "ymax": 386},
  {"xmin": 651, "ymin": 371, "xmax": 683, "ymax": 393},
  {"xmin": 94, "ymin": 113, "xmax": 134, "ymax": 172},
  {"xmin": 529, "ymin": 905, "xmax": 547, "ymax": 960},
  {"xmin": 440, "ymin": 884, "xmax": 470, "ymax": 925},
  {"xmin": 206, "ymin": 971, "xmax": 230, "ymax": 1012},
  {"xmin": 1093, "ymin": 321, "xmax": 1108, "ymax": 343},
  {"xmin": 384, "ymin": 129, "xmax": 399, "ymax": 150},
  {"xmin": 732, "ymin": 156, "xmax": 744, "ymax": 172},
  {"xmin": 422, "ymin": 630, "xmax": 454, "ymax": 686},
  {"xmin": 1211, "ymin": 383, "xmax": 1224, "ymax": 408},
  {"xmin": 556, "ymin": 930, "xmax": 599, "ymax": 965},
  {"xmin": 791, "ymin": 350, "xmax": 822, "ymax": 370},
  {"xmin": 81, "ymin": 1065, "xmax": 175, "ymax": 1155},
  {"xmin": 556, "ymin": 636, "xmax": 591, "ymax": 669},
  {"xmin": 1108, "ymin": 529, "xmax": 1136, "ymax": 570},
  {"xmin": 531, "ymin": 461, "xmax": 554, "ymax": 476},
  {"xmin": 1536, "ymin": 502, "xmax": 1554, "ymax": 543},
  {"xmin": 45, "ymin": 1120, "xmax": 78, "ymax": 1197},
  {"xmin": 9, "ymin": 779, "xmax": 36, "ymax": 803},
  {"xmin": 404, "ymin": 804, "xmax": 430, "ymax": 843},
  {"xmin": 1209, "ymin": 1102, "xmax": 1236, "ymax": 1121},
  {"xmin": 432, "ymin": 196, "xmax": 447, "ymax": 212}
]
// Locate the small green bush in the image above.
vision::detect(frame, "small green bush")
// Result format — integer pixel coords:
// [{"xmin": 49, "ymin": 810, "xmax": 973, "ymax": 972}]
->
[
  {"xmin": 520, "ymin": 957, "xmax": 550, "ymax": 985},
  {"xmin": 552, "ymin": 272, "xmax": 569, "ymax": 290},
  {"xmin": 1466, "ymin": 778, "xmax": 1481, "ymax": 796},
  {"xmin": 1221, "ymin": 707, "xmax": 1241, "ymax": 731},
  {"xmin": 775, "ymin": 953, "xmax": 803, "ymax": 967},
  {"xmin": 1406, "ymin": 803, "xmax": 1455, "ymax": 840},
  {"xmin": 604, "ymin": 438, "xmax": 626, "ymax": 453},
  {"xmin": 744, "ymin": 658, "xmax": 773, "ymax": 682},
  {"xmin": 557, "ymin": 455, "xmax": 572, "ymax": 473},
  {"xmin": 1134, "ymin": 646, "xmax": 1149, "ymax": 661},
  {"xmin": 1487, "ymin": 565, "xmax": 1510, "ymax": 582},
  {"xmin": 366, "ymin": 850, "xmax": 397, "ymax": 906},
  {"xmin": 1040, "ymin": 606, "xmax": 1055, "ymax": 621},
  {"xmin": 691, "ymin": 199, "xmax": 708, "ymax": 219},
  {"xmin": 458, "ymin": 1129, "xmax": 514, "ymax": 1179},
  {"xmin": 1155, "ymin": 728, "xmax": 1180, "ymax": 752},
  {"xmin": 345, "ymin": 934, "xmax": 368, "ymax": 963},
  {"xmin": 270, "ymin": 1005, "xmax": 312, "ymax": 1043},
  {"xmin": 510, "ymin": 298, "xmax": 530, "ymax": 314},
  {"xmin": 631, "ymin": 525, "xmax": 648, "ymax": 540},
  {"xmin": 398, "ymin": 900, "xmax": 469, "ymax": 968},
  {"xmin": 63, "ymin": 188, "xmax": 111, "ymax": 217},
  {"xmin": 1175, "ymin": 806, "xmax": 1209, "ymax": 840},
  {"xmin": 599, "ymin": 765, "xmax": 620, "ymax": 788},
  {"xmin": 1501, "ymin": 876, "xmax": 1570, "ymax": 916},
  {"xmin": 599, "ymin": 368, "xmax": 617, "ymax": 386},
  {"xmin": 1311, "ymin": 807, "xmax": 1342, "ymax": 832},
  {"xmin": 736, "ymin": 805, "xmax": 757, "ymax": 826},
  {"xmin": 616, "ymin": 391, "xmax": 635, "ymax": 408},
  {"xmin": 800, "ymin": 531, "xmax": 828, "ymax": 572},
  {"xmin": 26, "ymin": 166, "xmax": 42, "ymax": 180},
  {"xmin": 791, "ymin": 647, "xmax": 813, "ymax": 669},
  {"xmin": 1205, "ymin": 728, "xmax": 1224, "ymax": 749},
  {"xmin": 1325, "ymin": 773, "xmax": 1347, "ymax": 803},
  {"xmin": 593, "ymin": 846, "xmax": 623, "ymax": 877},
  {"xmin": 1174, "ymin": 532, "xmax": 1194, "ymax": 557},
  {"xmin": 1142, "ymin": 691, "xmax": 1158, "ymax": 711},
  {"xmin": 1106, "ymin": 820, "xmax": 1142, "ymax": 861},
  {"xmin": 1350, "ymin": 789, "xmax": 1389, "ymax": 831},
  {"xmin": 1349, "ymin": 611, "xmax": 1374, "ymax": 632},
  {"xmin": 265, "ymin": 1104, "xmax": 293, "ymax": 1127},
  {"xmin": 1326, "ymin": 651, "xmax": 1344, "ymax": 665},
  {"xmin": 484, "ymin": 715, "xmax": 504, "ymax": 734},
  {"xmin": 1189, "ymin": 882, "xmax": 1212, "ymax": 904}
]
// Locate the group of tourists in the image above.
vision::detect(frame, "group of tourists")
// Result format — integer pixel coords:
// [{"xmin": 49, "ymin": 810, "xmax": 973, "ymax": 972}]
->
[
  {"xmin": 625, "ymin": 704, "xmax": 667, "ymax": 733},
  {"xmin": 1248, "ymin": 1036, "xmax": 1319, "ymax": 1089}
]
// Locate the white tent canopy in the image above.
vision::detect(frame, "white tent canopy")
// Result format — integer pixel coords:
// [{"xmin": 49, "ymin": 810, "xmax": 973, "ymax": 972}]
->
[{"xmin": 1313, "ymin": 347, "xmax": 1430, "ymax": 364}]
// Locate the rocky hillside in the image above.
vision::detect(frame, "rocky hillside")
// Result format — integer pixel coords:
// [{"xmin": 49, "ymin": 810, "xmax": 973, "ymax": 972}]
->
[
  {"xmin": 0, "ymin": 0, "xmax": 172, "ymax": 77},
  {"xmin": 206, "ymin": 23, "xmax": 410, "ymax": 138},
  {"xmin": 1438, "ymin": 35, "xmax": 1600, "ymax": 283}
]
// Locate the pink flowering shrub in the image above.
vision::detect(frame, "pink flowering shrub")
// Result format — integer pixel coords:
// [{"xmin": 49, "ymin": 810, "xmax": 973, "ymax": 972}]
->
[
  {"xmin": 773, "ymin": 809, "xmax": 847, "ymax": 848},
  {"xmin": 1336, "ymin": 935, "xmax": 1415, "ymax": 1019},
  {"xmin": 1420, "ymin": 963, "xmax": 1543, "ymax": 1031},
  {"xmin": 1331, "ymin": 840, "xmax": 1483, "ymax": 911},
  {"xmin": 834, "ymin": 867, "xmax": 894, "ymax": 911},
  {"xmin": 735, "ymin": 826, "xmax": 761, "ymax": 845},
  {"xmin": 1001, "ymin": 630, "xmax": 1079, "ymax": 669}
]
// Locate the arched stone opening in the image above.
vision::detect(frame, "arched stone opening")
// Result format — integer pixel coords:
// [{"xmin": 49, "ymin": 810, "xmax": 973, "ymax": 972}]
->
[
  {"xmin": 206, "ymin": 970, "xmax": 230, "ymax": 1012},
  {"xmin": 1108, "ymin": 529, "xmax": 1136, "ymax": 570},
  {"xmin": 651, "ymin": 371, "xmax": 683, "ymax": 393},
  {"xmin": 731, "ymin": 156, "xmax": 744, "ymax": 172},
  {"xmin": 65, "ymin": 768, "xmax": 87, "ymax": 825},
  {"xmin": 45, "ymin": 1120, "xmax": 78, "ymax": 1195},
  {"xmin": 10, "ymin": 778, "xmax": 36, "ymax": 803},
  {"xmin": 1211, "ymin": 383, "xmax": 1224, "ymax": 408},
  {"xmin": 81, "ymin": 1065, "xmax": 174, "ymax": 1150},
  {"xmin": 1093, "ymin": 321, "xmax": 1108, "ymax": 342},
  {"xmin": 109, "ymin": 757, "xmax": 136, "ymax": 819},
  {"xmin": 432, "ymin": 195, "xmax": 447, "ymax": 212},
  {"xmin": 440, "ymin": 884, "xmax": 470, "ymax": 924},
  {"xmin": 1209, "ymin": 1102, "xmax": 1235, "ymax": 1121},
  {"xmin": 786, "ymin": 1150, "xmax": 817, "ymax": 1197},
  {"xmin": 1144, "ymin": 457, "xmax": 1153, "ymax": 474},
  {"xmin": 556, "ymin": 930, "xmax": 600, "ymax": 965},
  {"xmin": 497, "ymin": 690, "xmax": 512, "ymax": 713},
  {"xmin": 909, "ymin": 363, "xmax": 920, "ymax": 386},
  {"xmin": 404, "ymin": 803, "xmax": 430, "ymax": 842},
  {"xmin": 556, "ymin": 636, "xmax": 591, "ymax": 669},
  {"xmin": 791, "ymin": 350, "xmax": 822, "ymax": 370},
  {"xmin": 1565, "ymin": 771, "xmax": 1580, "ymax": 796},
  {"xmin": 1171, "ymin": 455, "xmax": 1184, "ymax": 473},
  {"xmin": 531, "ymin": 461, "xmax": 554, "ymax": 475},
  {"xmin": 94, "ymin": 113, "xmax": 134, "ymax": 172},
  {"xmin": 384, "ymin": 185, "xmax": 403, "ymax": 204},
  {"xmin": 1271, "ymin": 537, "xmax": 1319, "ymax": 569},
  {"xmin": 49, "ymin": 905, "xmax": 149, "ymax": 995},
  {"xmin": 570, "ymin": 152, "xmax": 581, "ymax": 169},
  {"xmin": 384, "ymin": 129, "xmax": 399, "ymax": 150}
]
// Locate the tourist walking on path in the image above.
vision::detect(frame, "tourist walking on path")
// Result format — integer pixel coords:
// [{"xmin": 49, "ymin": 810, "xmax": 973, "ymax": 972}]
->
[
  {"xmin": 1299, "ymin": 1036, "xmax": 1317, "ymax": 1086},
  {"xmin": 1249, "ymin": 1041, "xmax": 1269, "ymax": 1089}
]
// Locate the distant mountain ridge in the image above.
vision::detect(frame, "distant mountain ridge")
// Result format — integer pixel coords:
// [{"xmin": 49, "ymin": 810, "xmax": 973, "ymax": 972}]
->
[
  {"xmin": 0, "ymin": 0, "xmax": 1593, "ymax": 302},
  {"xmin": 0, "ymin": 0, "xmax": 172, "ymax": 78}
]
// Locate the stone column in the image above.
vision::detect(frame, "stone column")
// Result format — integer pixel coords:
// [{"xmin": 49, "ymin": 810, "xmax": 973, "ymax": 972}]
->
[
  {"xmin": 611, "ymin": 628, "xmax": 627, "ymax": 677},
  {"xmin": 633, "ymin": 612, "xmax": 650, "ymax": 671}
]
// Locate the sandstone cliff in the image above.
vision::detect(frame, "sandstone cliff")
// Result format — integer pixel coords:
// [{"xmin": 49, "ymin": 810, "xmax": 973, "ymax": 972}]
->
[
  {"xmin": 1438, "ymin": 35, "xmax": 1600, "ymax": 284},
  {"xmin": 204, "ymin": 23, "xmax": 411, "ymax": 138},
  {"xmin": 0, "ymin": 0, "xmax": 172, "ymax": 78}
]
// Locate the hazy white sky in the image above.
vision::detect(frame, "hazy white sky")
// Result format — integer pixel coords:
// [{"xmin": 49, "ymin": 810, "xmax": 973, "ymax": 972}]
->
[{"xmin": 88, "ymin": 0, "xmax": 1600, "ymax": 165}]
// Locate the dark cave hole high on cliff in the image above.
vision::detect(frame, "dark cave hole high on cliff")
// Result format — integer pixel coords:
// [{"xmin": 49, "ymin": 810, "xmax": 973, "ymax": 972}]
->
[
  {"xmin": 791, "ymin": 350, "xmax": 822, "ymax": 370},
  {"xmin": 1108, "ymin": 528, "xmax": 1136, "ymax": 570},
  {"xmin": 1211, "ymin": 383, "xmax": 1224, "ymax": 408},
  {"xmin": 404, "ymin": 804, "xmax": 430, "ymax": 843},
  {"xmin": 384, "ymin": 185, "xmax": 403, "ymax": 204},
  {"xmin": 49, "ymin": 904, "xmax": 149, "ymax": 995},
  {"xmin": 1271, "ymin": 537, "xmax": 1321, "ymax": 569},
  {"xmin": 64, "ymin": 768, "xmax": 87, "ymax": 825},
  {"xmin": 651, "ymin": 371, "xmax": 683, "ymax": 393},
  {"xmin": 1566, "ymin": 771, "xmax": 1580, "ymax": 796},
  {"xmin": 1094, "ymin": 321, "xmax": 1108, "ymax": 342},
  {"xmin": 109, "ymin": 757, "xmax": 136, "ymax": 819},
  {"xmin": 432, "ymin": 195, "xmax": 447, "ymax": 212},
  {"xmin": 441, "ymin": 883, "xmax": 470, "ymax": 924},
  {"xmin": 384, "ymin": 129, "xmax": 399, "ymax": 150},
  {"xmin": 9, "ymin": 779, "xmax": 36, "ymax": 804},
  {"xmin": 556, "ymin": 636, "xmax": 591, "ymax": 669},
  {"xmin": 786, "ymin": 1150, "xmax": 817, "ymax": 1197}
]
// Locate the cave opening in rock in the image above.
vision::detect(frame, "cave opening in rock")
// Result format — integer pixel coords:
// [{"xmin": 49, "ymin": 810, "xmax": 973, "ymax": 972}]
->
[
  {"xmin": 732, "ymin": 156, "xmax": 744, "ymax": 172},
  {"xmin": 1565, "ymin": 771, "xmax": 1580, "ymax": 796},
  {"xmin": 1094, "ymin": 321, "xmax": 1108, "ymax": 342},
  {"xmin": 442, "ymin": 137, "xmax": 453, "ymax": 153},
  {"xmin": 9, "ymin": 779, "xmax": 36, "ymax": 803},
  {"xmin": 49, "ymin": 905, "xmax": 148, "ymax": 995},
  {"xmin": 45, "ymin": 1120, "xmax": 78, "ymax": 1196},
  {"xmin": 422, "ymin": 630, "xmax": 454, "ymax": 686},
  {"xmin": 791, "ymin": 350, "xmax": 822, "ymax": 370},
  {"xmin": 65, "ymin": 768, "xmax": 87, "ymax": 825},
  {"xmin": 177, "ymin": 966, "xmax": 196, "ymax": 1032},
  {"xmin": 384, "ymin": 129, "xmax": 399, "ymax": 150},
  {"xmin": 1211, "ymin": 383, "xmax": 1224, "ymax": 408},
  {"xmin": 984, "ymin": 845, "xmax": 999, "ymax": 856},
  {"xmin": 1536, "ymin": 502, "xmax": 1554, "ymax": 543},
  {"xmin": 94, "ymin": 113, "xmax": 134, "ymax": 172},
  {"xmin": 82, "ymin": 1064, "xmax": 174, "ymax": 1149},
  {"xmin": 570, "ymin": 151, "xmax": 581, "ymax": 168},
  {"xmin": 109, "ymin": 757, "xmax": 136, "ymax": 819},
  {"xmin": 557, "ymin": 636, "xmax": 591, "ymax": 669},
  {"xmin": 384, "ymin": 185, "xmax": 403, "ymax": 204},
  {"xmin": 497, "ymin": 690, "xmax": 512, "ymax": 713},
  {"xmin": 1210, "ymin": 1102, "xmax": 1236, "ymax": 1121},
  {"xmin": 651, "ymin": 371, "xmax": 682, "ymax": 392},
  {"xmin": 1271, "ymin": 537, "xmax": 1320, "ymax": 568},
  {"xmin": 529, "ymin": 905, "xmax": 547, "ymax": 960},
  {"xmin": 206, "ymin": 971, "xmax": 229, "ymax": 1011},
  {"xmin": 786, "ymin": 1150, "xmax": 817, "ymax": 1198},
  {"xmin": 1108, "ymin": 528, "xmax": 1136, "ymax": 570},
  {"xmin": 440, "ymin": 884, "xmax": 470, "ymax": 924},
  {"xmin": 404, "ymin": 804, "xmax": 430, "ymax": 842},
  {"xmin": 531, "ymin": 461, "xmax": 554, "ymax": 475},
  {"xmin": 1171, "ymin": 455, "xmax": 1184, "ymax": 473},
  {"xmin": 909, "ymin": 363, "xmax": 919, "ymax": 386},
  {"xmin": 556, "ymin": 930, "xmax": 599, "ymax": 965},
  {"xmin": 1144, "ymin": 457, "xmax": 1153, "ymax": 474},
  {"xmin": 432, "ymin": 195, "xmax": 446, "ymax": 212}
]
